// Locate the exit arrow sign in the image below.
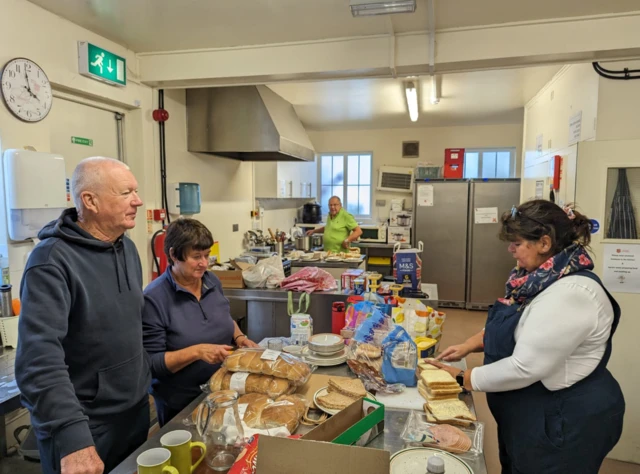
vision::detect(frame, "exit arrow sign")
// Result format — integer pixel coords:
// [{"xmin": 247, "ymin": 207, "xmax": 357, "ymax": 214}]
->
[{"xmin": 78, "ymin": 41, "xmax": 126, "ymax": 87}]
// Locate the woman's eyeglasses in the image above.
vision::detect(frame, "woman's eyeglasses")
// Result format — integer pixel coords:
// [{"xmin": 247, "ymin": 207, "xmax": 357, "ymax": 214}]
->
[{"xmin": 510, "ymin": 205, "xmax": 548, "ymax": 228}]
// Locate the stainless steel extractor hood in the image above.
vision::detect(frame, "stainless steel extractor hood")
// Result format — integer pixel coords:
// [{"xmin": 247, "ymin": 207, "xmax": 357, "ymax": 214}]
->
[{"xmin": 186, "ymin": 86, "xmax": 315, "ymax": 162}]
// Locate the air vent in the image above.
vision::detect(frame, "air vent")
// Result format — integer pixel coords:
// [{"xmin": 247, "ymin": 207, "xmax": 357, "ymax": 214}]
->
[
  {"xmin": 377, "ymin": 166, "xmax": 414, "ymax": 193},
  {"xmin": 402, "ymin": 141, "xmax": 420, "ymax": 158}
]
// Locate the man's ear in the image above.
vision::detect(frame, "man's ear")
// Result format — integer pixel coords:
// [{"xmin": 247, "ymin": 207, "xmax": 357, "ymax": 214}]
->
[{"xmin": 81, "ymin": 191, "xmax": 99, "ymax": 214}]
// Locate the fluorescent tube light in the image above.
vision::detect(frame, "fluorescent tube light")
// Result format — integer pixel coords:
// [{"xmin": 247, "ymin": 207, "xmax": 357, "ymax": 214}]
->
[
  {"xmin": 405, "ymin": 81, "xmax": 419, "ymax": 122},
  {"xmin": 350, "ymin": 0, "xmax": 417, "ymax": 17},
  {"xmin": 430, "ymin": 75, "xmax": 440, "ymax": 105}
]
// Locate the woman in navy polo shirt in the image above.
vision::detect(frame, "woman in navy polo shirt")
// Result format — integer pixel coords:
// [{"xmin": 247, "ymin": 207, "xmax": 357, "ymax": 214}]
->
[{"xmin": 142, "ymin": 218, "xmax": 258, "ymax": 426}]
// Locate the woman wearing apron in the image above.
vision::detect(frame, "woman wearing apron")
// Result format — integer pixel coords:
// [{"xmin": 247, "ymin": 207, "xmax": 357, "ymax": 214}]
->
[{"xmin": 429, "ymin": 200, "xmax": 625, "ymax": 474}]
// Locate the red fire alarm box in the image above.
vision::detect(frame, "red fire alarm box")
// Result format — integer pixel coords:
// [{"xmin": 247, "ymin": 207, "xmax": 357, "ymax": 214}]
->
[
  {"xmin": 153, "ymin": 209, "xmax": 167, "ymax": 221},
  {"xmin": 444, "ymin": 148, "xmax": 465, "ymax": 179},
  {"xmin": 549, "ymin": 155, "xmax": 562, "ymax": 190}
]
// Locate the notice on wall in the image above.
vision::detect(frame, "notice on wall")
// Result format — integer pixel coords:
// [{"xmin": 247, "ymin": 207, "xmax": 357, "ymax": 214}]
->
[
  {"xmin": 603, "ymin": 243, "xmax": 640, "ymax": 293},
  {"xmin": 417, "ymin": 184, "xmax": 434, "ymax": 206},
  {"xmin": 535, "ymin": 180, "xmax": 544, "ymax": 199},
  {"xmin": 536, "ymin": 134, "xmax": 543, "ymax": 153},
  {"xmin": 474, "ymin": 207, "xmax": 499, "ymax": 224},
  {"xmin": 568, "ymin": 111, "xmax": 583, "ymax": 145}
]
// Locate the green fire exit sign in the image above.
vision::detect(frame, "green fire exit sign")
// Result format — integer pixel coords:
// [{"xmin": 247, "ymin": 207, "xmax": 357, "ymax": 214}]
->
[{"xmin": 78, "ymin": 41, "xmax": 126, "ymax": 87}]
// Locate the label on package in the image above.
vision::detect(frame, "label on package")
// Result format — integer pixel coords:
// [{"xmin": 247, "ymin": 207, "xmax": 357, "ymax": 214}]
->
[
  {"xmin": 230, "ymin": 372, "xmax": 250, "ymax": 394},
  {"xmin": 261, "ymin": 349, "xmax": 282, "ymax": 361},
  {"xmin": 238, "ymin": 403, "xmax": 248, "ymax": 419}
]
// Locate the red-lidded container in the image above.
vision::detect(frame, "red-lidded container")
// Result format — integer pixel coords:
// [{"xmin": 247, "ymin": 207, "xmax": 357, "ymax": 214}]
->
[{"xmin": 331, "ymin": 302, "xmax": 346, "ymax": 335}]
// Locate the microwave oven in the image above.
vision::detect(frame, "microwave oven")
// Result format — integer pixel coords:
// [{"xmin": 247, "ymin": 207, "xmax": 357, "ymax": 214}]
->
[{"xmin": 359, "ymin": 225, "xmax": 387, "ymax": 243}]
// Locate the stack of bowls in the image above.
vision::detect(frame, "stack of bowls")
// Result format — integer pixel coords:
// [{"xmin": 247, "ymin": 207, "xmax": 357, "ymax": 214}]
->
[{"xmin": 303, "ymin": 333, "xmax": 347, "ymax": 366}]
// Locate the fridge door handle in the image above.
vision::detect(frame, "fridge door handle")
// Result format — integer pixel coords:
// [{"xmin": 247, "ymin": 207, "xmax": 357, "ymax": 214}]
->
[{"xmin": 465, "ymin": 182, "xmax": 475, "ymax": 305}]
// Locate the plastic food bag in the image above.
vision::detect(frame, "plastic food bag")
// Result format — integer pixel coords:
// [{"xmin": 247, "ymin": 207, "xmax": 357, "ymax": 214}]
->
[
  {"xmin": 393, "ymin": 241, "xmax": 423, "ymax": 290},
  {"xmin": 381, "ymin": 326, "xmax": 417, "ymax": 386},
  {"xmin": 202, "ymin": 368, "xmax": 297, "ymax": 399},
  {"xmin": 242, "ymin": 255, "xmax": 285, "ymax": 289},
  {"xmin": 347, "ymin": 305, "xmax": 405, "ymax": 393},
  {"xmin": 222, "ymin": 348, "xmax": 315, "ymax": 385},
  {"xmin": 401, "ymin": 410, "xmax": 484, "ymax": 458},
  {"xmin": 280, "ymin": 266, "xmax": 337, "ymax": 293}
]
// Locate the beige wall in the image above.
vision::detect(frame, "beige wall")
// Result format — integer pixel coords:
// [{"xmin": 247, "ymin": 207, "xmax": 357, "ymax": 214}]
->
[
  {"xmin": 0, "ymin": 0, "xmax": 156, "ymax": 287},
  {"xmin": 308, "ymin": 123, "xmax": 523, "ymax": 221},
  {"xmin": 159, "ymin": 90, "xmax": 253, "ymax": 261}
]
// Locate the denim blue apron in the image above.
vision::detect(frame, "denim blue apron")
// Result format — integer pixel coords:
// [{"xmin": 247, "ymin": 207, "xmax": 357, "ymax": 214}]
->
[{"xmin": 484, "ymin": 270, "xmax": 625, "ymax": 474}]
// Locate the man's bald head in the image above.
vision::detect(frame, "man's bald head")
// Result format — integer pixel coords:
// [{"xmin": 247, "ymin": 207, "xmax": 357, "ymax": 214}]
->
[{"xmin": 71, "ymin": 157, "xmax": 129, "ymax": 211}]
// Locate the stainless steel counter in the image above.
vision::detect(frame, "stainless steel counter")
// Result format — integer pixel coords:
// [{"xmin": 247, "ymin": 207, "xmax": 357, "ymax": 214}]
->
[
  {"xmin": 111, "ymin": 363, "xmax": 487, "ymax": 474},
  {"xmin": 224, "ymin": 287, "xmax": 436, "ymax": 343},
  {"xmin": 290, "ymin": 260, "xmax": 363, "ymax": 269}
]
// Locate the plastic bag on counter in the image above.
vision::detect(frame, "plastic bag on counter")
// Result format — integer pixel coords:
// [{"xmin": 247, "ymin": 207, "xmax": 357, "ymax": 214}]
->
[
  {"xmin": 392, "ymin": 299, "xmax": 437, "ymax": 340},
  {"xmin": 280, "ymin": 266, "xmax": 337, "ymax": 293},
  {"xmin": 401, "ymin": 410, "xmax": 484, "ymax": 458},
  {"xmin": 393, "ymin": 241, "xmax": 423, "ymax": 290},
  {"xmin": 203, "ymin": 368, "xmax": 297, "ymax": 399},
  {"xmin": 381, "ymin": 325, "xmax": 417, "ymax": 387},
  {"xmin": 242, "ymin": 255, "xmax": 285, "ymax": 289},
  {"xmin": 222, "ymin": 348, "xmax": 315, "ymax": 385},
  {"xmin": 346, "ymin": 304, "xmax": 405, "ymax": 394}
]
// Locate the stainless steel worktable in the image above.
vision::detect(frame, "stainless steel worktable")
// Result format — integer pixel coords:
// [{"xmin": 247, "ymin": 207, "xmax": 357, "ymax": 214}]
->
[{"xmin": 111, "ymin": 364, "xmax": 487, "ymax": 474}]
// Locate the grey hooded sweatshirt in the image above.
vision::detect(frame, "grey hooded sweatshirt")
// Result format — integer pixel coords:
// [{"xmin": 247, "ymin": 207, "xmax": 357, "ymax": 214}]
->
[{"xmin": 15, "ymin": 208, "xmax": 151, "ymax": 459}]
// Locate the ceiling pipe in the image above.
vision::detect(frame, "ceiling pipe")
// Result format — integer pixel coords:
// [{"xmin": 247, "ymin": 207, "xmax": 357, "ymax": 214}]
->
[
  {"xmin": 387, "ymin": 17, "xmax": 397, "ymax": 78},
  {"xmin": 427, "ymin": 0, "xmax": 440, "ymax": 104}
]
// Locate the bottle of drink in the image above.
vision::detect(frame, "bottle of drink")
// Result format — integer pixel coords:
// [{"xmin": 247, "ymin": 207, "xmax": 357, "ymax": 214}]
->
[{"xmin": 426, "ymin": 455, "xmax": 445, "ymax": 473}]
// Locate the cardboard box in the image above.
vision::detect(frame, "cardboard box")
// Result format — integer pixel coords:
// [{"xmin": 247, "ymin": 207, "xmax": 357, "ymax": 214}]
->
[
  {"xmin": 256, "ymin": 398, "xmax": 388, "ymax": 474},
  {"xmin": 388, "ymin": 226, "xmax": 411, "ymax": 243},
  {"xmin": 389, "ymin": 210, "xmax": 412, "ymax": 228},
  {"xmin": 211, "ymin": 269, "xmax": 245, "ymax": 289}
]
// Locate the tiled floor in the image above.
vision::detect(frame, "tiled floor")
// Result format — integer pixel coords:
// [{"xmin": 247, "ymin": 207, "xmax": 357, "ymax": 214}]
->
[
  {"xmin": 440, "ymin": 308, "xmax": 640, "ymax": 474},
  {"xmin": 1, "ymin": 309, "xmax": 638, "ymax": 473}
]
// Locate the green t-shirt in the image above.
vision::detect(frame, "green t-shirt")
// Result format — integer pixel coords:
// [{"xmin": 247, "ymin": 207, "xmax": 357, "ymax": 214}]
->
[{"xmin": 323, "ymin": 208, "xmax": 358, "ymax": 252}]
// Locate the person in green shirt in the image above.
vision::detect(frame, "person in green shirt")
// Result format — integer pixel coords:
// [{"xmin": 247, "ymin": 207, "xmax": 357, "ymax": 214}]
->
[{"xmin": 307, "ymin": 196, "xmax": 363, "ymax": 252}]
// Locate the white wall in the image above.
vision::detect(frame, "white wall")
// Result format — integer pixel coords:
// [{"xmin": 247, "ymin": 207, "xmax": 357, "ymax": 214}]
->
[
  {"xmin": 308, "ymin": 123, "xmax": 523, "ymax": 221},
  {"xmin": 596, "ymin": 60, "xmax": 640, "ymax": 142},
  {"xmin": 158, "ymin": 90, "xmax": 253, "ymax": 260},
  {"xmin": 0, "ymin": 0, "xmax": 156, "ymax": 287},
  {"xmin": 520, "ymin": 64, "xmax": 599, "ymax": 205}
]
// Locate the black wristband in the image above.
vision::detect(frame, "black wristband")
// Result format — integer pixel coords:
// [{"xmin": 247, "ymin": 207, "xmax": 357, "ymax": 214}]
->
[{"xmin": 234, "ymin": 334, "xmax": 247, "ymax": 343}]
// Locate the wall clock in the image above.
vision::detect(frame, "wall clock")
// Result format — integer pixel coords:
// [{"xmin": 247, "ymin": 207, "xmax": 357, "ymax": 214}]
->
[{"xmin": 1, "ymin": 58, "xmax": 52, "ymax": 122}]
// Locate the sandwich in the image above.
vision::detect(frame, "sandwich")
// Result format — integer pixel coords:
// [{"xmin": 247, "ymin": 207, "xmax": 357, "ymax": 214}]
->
[
  {"xmin": 316, "ymin": 392, "xmax": 359, "ymax": 411},
  {"xmin": 420, "ymin": 368, "xmax": 458, "ymax": 388},
  {"xmin": 425, "ymin": 399, "xmax": 476, "ymax": 423},
  {"xmin": 327, "ymin": 377, "xmax": 366, "ymax": 399}
]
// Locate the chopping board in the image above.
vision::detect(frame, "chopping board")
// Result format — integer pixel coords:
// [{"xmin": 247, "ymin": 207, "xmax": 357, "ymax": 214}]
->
[{"xmin": 374, "ymin": 387, "xmax": 425, "ymax": 411}]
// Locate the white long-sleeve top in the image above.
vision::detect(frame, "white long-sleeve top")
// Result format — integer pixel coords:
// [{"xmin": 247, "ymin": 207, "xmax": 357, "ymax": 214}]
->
[{"xmin": 471, "ymin": 275, "xmax": 615, "ymax": 392}]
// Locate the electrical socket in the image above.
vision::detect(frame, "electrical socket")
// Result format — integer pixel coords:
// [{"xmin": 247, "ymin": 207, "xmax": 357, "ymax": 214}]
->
[
  {"xmin": 232, "ymin": 224, "xmax": 239, "ymax": 232},
  {"xmin": 376, "ymin": 199, "xmax": 386, "ymax": 207}
]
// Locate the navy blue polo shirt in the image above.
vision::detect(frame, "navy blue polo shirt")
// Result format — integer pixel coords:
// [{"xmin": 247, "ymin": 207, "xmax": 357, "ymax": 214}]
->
[{"xmin": 142, "ymin": 267, "xmax": 235, "ymax": 411}]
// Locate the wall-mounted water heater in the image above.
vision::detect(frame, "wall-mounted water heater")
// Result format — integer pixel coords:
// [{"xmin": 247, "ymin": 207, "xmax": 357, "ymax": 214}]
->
[
  {"xmin": 3, "ymin": 149, "xmax": 67, "ymax": 241},
  {"xmin": 167, "ymin": 182, "xmax": 201, "ymax": 215}
]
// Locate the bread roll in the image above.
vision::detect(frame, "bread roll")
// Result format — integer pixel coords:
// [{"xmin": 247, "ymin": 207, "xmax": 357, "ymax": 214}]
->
[
  {"xmin": 261, "ymin": 400, "xmax": 301, "ymax": 434},
  {"xmin": 207, "ymin": 368, "xmax": 297, "ymax": 398},
  {"xmin": 224, "ymin": 349, "xmax": 312, "ymax": 383}
]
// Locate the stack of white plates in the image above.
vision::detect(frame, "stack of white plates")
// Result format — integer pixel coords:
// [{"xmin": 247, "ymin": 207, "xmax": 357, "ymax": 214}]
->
[{"xmin": 303, "ymin": 333, "xmax": 347, "ymax": 366}]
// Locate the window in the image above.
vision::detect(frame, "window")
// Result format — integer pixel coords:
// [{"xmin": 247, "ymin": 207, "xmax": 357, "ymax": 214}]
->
[
  {"xmin": 463, "ymin": 148, "xmax": 516, "ymax": 179},
  {"xmin": 319, "ymin": 153, "xmax": 372, "ymax": 217}
]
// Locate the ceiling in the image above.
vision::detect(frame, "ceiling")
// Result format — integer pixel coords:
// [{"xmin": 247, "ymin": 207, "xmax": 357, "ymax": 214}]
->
[
  {"xmin": 27, "ymin": 0, "xmax": 640, "ymax": 52},
  {"xmin": 268, "ymin": 64, "xmax": 562, "ymax": 130}
]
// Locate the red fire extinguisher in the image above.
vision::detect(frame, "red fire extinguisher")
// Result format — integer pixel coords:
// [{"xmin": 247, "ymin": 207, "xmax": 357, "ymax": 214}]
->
[{"xmin": 151, "ymin": 228, "xmax": 168, "ymax": 280}]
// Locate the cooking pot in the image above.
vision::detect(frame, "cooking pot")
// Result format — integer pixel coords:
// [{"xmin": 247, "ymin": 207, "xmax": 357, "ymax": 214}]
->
[
  {"xmin": 311, "ymin": 234, "xmax": 323, "ymax": 248},
  {"xmin": 302, "ymin": 202, "xmax": 322, "ymax": 224},
  {"xmin": 296, "ymin": 236, "xmax": 311, "ymax": 251},
  {"xmin": 396, "ymin": 214, "xmax": 411, "ymax": 226}
]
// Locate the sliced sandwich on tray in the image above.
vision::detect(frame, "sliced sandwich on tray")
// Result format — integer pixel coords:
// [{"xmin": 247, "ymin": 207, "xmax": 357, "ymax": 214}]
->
[{"xmin": 316, "ymin": 377, "xmax": 367, "ymax": 412}]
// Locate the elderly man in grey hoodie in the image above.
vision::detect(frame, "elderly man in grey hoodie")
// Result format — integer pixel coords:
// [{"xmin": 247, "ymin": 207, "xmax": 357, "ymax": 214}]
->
[{"xmin": 16, "ymin": 157, "xmax": 150, "ymax": 474}]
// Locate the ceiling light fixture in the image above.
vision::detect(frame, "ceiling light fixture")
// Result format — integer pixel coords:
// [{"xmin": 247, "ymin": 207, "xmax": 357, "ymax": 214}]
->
[
  {"xmin": 405, "ymin": 81, "xmax": 419, "ymax": 122},
  {"xmin": 350, "ymin": 0, "xmax": 417, "ymax": 17},
  {"xmin": 430, "ymin": 75, "xmax": 440, "ymax": 105}
]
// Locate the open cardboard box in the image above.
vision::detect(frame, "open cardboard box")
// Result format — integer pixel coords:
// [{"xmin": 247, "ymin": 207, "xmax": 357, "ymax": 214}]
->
[
  {"xmin": 256, "ymin": 397, "xmax": 388, "ymax": 474},
  {"xmin": 211, "ymin": 260, "xmax": 253, "ymax": 289}
]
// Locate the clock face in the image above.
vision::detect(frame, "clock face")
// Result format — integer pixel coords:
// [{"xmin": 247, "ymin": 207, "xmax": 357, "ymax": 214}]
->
[{"xmin": 1, "ymin": 58, "xmax": 52, "ymax": 122}]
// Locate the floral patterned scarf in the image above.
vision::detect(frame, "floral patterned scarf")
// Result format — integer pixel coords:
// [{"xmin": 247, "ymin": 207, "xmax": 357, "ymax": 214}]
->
[{"xmin": 499, "ymin": 243, "xmax": 594, "ymax": 309}]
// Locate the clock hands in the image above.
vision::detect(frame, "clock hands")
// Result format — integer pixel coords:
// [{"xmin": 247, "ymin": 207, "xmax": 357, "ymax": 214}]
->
[{"xmin": 23, "ymin": 68, "xmax": 40, "ymax": 103}]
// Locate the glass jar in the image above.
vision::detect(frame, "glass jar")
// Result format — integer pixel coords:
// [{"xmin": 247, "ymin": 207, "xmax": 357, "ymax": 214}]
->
[{"xmin": 196, "ymin": 390, "xmax": 245, "ymax": 471}]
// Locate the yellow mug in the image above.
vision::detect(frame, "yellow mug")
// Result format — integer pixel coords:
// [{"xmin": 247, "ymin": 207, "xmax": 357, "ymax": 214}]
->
[
  {"xmin": 136, "ymin": 448, "xmax": 179, "ymax": 474},
  {"xmin": 160, "ymin": 430, "xmax": 207, "ymax": 474}
]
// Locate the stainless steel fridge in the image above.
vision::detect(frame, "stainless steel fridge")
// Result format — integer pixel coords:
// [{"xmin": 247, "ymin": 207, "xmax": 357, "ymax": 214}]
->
[{"xmin": 413, "ymin": 179, "xmax": 521, "ymax": 310}]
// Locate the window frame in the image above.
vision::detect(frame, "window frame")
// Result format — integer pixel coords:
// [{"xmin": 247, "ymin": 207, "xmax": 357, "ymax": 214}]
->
[
  {"xmin": 317, "ymin": 152, "xmax": 373, "ymax": 219},
  {"xmin": 463, "ymin": 147, "xmax": 517, "ymax": 179}
]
